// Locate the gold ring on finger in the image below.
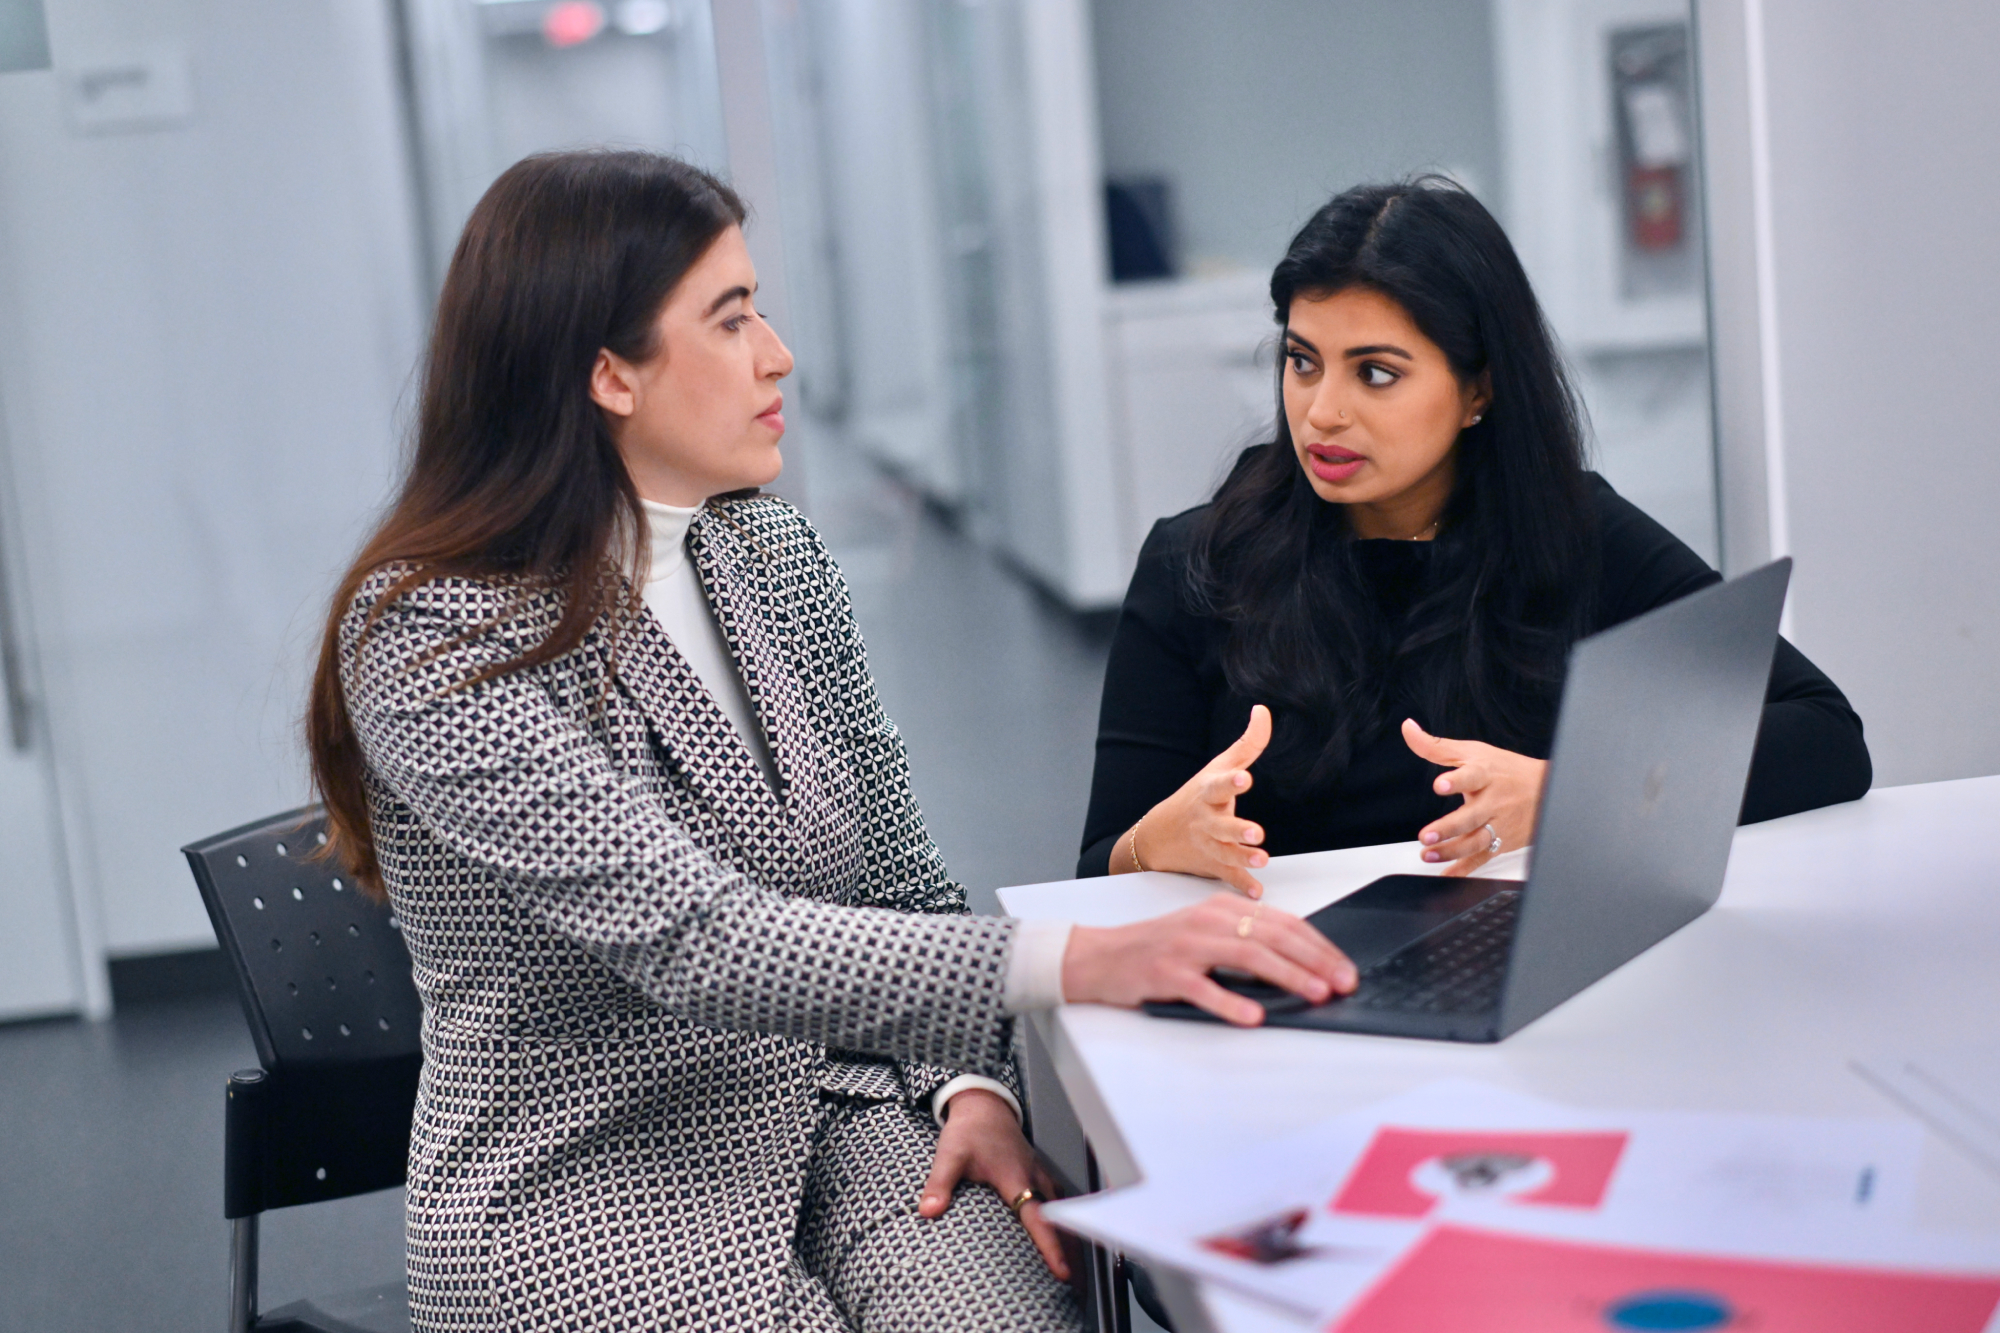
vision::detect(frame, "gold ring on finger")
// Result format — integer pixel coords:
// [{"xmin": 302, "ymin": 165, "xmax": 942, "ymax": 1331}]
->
[{"xmin": 1008, "ymin": 1187, "xmax": 1040, "ymax": 1216}]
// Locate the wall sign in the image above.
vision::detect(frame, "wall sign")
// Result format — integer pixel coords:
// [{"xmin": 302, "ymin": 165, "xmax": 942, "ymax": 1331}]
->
[{"xmin": 61, "ymin": 44, "xmax": 195, "ymax": 135}]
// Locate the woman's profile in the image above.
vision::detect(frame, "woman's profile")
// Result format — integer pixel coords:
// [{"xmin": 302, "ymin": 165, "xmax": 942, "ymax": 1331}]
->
[
  {"xmin": 1080, "ymin": 178, "xmax": 1869, "ymax": 890},
  {"xmin": 306, "ymin": 150, "xmax": 1352, "ymax": 1333}
]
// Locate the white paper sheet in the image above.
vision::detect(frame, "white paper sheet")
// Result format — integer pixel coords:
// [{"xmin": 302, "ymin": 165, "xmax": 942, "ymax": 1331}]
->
[
  {"xmin": 1855, "ymin": 1050, "xmax": 2000, "ymax": 1180},
  {"xmin": 1045, "ymin": 1079, "xmax": 1926, "ymax": 1324}
]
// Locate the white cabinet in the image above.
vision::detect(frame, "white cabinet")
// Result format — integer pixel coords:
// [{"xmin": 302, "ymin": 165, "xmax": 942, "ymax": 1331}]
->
[{"xmin": 1102, "ymin": 272, "xmax": 1275, "ymax": 556}]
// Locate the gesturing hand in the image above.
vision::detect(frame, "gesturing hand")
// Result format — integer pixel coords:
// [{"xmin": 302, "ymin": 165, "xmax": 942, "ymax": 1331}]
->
[
  {"xmin": 1401, "ymin": 718, "xmax": 1546, "ymax": 877},
  {"xmin": 918, "ymin": 1090, "xmax": 1068, "ymax": 1280},
  {"xmin": 1062, "ymin": 892, "xmax": 1358, "ymax": 1026},
  {"xmin": 1114, "ymin": 704, "xmax": 1274, "ymax": 897}
]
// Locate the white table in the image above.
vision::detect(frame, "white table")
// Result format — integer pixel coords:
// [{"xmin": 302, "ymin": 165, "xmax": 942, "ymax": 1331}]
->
[{"xmin": 997, "ymin": 776, "xmax": 2000, "ymax": 1332}]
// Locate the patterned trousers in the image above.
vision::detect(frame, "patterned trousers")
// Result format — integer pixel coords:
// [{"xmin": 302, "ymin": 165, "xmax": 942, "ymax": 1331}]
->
[{"xmin": 783, "ymin": 1094, "xmax": 1083, "ymax": 1333}]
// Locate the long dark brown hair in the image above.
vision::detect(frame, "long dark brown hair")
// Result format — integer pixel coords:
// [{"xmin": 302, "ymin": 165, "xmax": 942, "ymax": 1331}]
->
[
  {"xmin": 306, "ymin": 150, "xmax": 745, "ymax": 894},
  {"xmin": 1191, "ymin": 178, "xmax": 1597, "ymax": 789}
]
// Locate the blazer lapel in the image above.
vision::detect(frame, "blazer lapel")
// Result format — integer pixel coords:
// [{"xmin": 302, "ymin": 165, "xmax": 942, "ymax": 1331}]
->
[
  {"xmin": 612, "ymin": 590, "xmax": 794, "ymax": 867},
  {"xmin": 611, "ymin": 510, "xmax": 862, "ymax": 898},
  {"xmin": 686, "ymin": 515, "xmax": 816, "ymax": 803},
  {"xmin": 688, "ymin": 508, "xmax": 864, "ymax": 898}
]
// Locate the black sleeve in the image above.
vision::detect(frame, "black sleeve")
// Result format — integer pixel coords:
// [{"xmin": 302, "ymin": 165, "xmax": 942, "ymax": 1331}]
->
[
  {"xmin": 1077, "ymin": 517, "xmax": 1221, "ymax": 876},
  {"xmin": 1591, "ymin": 478, "xmax": 1872, "ymax": 823}
]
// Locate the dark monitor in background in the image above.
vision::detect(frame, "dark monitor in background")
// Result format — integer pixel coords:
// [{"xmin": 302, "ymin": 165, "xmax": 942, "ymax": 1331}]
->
[{"xmin": 1105, "ymin": 177, "xmax": 1178, "ymax": 282}]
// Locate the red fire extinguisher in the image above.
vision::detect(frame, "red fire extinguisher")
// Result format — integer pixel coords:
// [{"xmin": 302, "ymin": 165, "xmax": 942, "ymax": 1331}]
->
[{"xmin": 1623, "ymin": 82, "xmax": 1689, "ymax": 252}]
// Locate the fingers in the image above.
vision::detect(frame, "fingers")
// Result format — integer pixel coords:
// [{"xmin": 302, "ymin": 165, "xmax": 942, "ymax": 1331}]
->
[
  {"xmin": 1433, "ymin": 761, "xmax": 1489, "ymax": 798},
  {"xmin": 1018, "ymin": 1201, "xmax": 1069, "ymax": 1280},
  {"xmin": 1218, "ymin": 865, "xmax": 1266, "ymax": 900},
  {"xmin": 1201, "ymin": 769, "xmax": 1254, "ymax": 807},
  {"xmin": 1183, "ymin": 972, "xmax": 1269, "ymax": 1027},
  {"xmin": 1261, "ymin": 915, "xmax": 1359, "ymax": 991},
  {"xmin": 1424, "ymin": 823, "xmax": 1496, "ymax": 865},
  {"xmin": 1420, "ymin": 803, "xmax": 1491, "ymax": 850},
  {"xmin": 1401, "ymin": 716, "xmax": 1464, "ymax": 766},
  {"xmin": 1228, "ymin": 943, "xmax": 1337, "ymax": 1005},
  {"xmin": 1441, "ymin": 847, "xmax": 1495, "ymax": 878},
  {"xmin": 1214, "ymin": 704, "xmax": 1272, "ymax": 770},
  {"xmin": 1028, "ymin": 1158, "xmax": 1070, "ymax": 1278},
  {"xmin": 934, "ymin": 1145, "xmax": 1071, "ymax": 1280},
  {"xmin": 1195, "ymin": 895, "xmax": 1357, "ymax": 997},
  {"xmin": 918, "ymin": 1141, "xmax": 967, "ymax": 1219},
  {"xmin": 1232, "ymin": 930, "xmax": 1357, "ymax": 1000}
]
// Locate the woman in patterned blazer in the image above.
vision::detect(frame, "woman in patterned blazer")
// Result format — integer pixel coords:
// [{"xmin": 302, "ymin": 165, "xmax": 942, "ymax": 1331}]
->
[{"xmin": 305, "ymin": 151, "xmax": 1354, "ymax": 1333}]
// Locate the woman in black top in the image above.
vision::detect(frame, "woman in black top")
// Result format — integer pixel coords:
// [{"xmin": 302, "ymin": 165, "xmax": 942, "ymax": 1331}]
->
[{"xmin": 1079, "ymin": 179, "xmax": 1869, "ymax": 891}]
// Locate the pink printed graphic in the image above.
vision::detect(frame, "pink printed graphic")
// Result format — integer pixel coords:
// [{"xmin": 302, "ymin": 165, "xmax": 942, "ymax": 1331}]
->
[
  {"xmin": 1332, "ymin": 1224, "xmax": 2000, "ymax": 1333},
  {"xmin": 1330, "ymin": 1127, "xmax": 1629, "ymax": 1218}
]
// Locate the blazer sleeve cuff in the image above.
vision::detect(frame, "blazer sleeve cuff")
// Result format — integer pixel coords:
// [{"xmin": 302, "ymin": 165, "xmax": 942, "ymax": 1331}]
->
[
  {"xmin": 1003, "ymin": 918, "xmax": 1073, "ymax": 1014},
  {"xmin": 930, "ymin": 1074, "xmax": 1024, "ymax": 1128}
]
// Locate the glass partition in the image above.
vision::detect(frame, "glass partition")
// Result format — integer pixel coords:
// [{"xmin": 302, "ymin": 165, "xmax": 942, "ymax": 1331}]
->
[
  {"xmin": 1087, "ymin": 0, "xmax": 1718, "ymax": 564},
  {"xmin": 397, "ymin": 0, "xmax": 1722, "ymax": 598},
  {"xmin": 779, "ymin": 0, "xmax": 1721, "ymax": 605},
  {"xmin": 399, "ymin": 0, "xmax": 729, "ymax": 288}
]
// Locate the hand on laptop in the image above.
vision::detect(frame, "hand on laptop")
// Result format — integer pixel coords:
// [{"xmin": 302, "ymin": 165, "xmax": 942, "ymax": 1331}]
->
[
  {"xmin": 1109, "ymin": 704, "xmax": 1274, "ymax": 897},
  {"xmin": 1403, "ymin": 719, "xmax": 1546, "ymax": 877},
  {"xmin": 1062, "ymin": 893, "xmax": 1359, "ymax": 1026}
]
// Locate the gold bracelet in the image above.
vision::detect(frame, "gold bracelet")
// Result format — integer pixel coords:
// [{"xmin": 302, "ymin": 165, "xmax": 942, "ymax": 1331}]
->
[{"xmin": 1127, "ymin": 820, "xmax": 1148, "ymax": 874}]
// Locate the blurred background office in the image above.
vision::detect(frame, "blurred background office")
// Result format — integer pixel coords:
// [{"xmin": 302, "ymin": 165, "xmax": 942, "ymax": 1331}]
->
[{"xmin": 0, "ymin": 1, "xmax": 1995, "ymax": 1329}]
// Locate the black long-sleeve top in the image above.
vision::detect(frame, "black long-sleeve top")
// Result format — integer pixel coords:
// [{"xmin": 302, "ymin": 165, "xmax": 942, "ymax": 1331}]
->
[{"xmin": 1078, "ymin": 474, "xmax": 1871, "ymax": 878}]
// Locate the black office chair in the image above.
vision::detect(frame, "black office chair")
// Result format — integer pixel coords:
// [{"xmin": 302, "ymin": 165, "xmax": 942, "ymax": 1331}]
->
[{"xmin": 184, "ymin": 806, "xmax": 422, "ymax": 1333}]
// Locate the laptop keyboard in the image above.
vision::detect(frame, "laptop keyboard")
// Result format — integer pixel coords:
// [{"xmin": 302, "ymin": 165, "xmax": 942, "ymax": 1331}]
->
[{"xmin": 1352, "ymin": 889, "xmax": 1522, "ymax": 1014}]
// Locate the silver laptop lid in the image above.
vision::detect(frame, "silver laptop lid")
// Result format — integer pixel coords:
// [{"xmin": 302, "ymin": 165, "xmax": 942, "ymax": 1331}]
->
[{"xmin": 1496, "ymin": 558, "xmax": 1792, "ymax": 1037}]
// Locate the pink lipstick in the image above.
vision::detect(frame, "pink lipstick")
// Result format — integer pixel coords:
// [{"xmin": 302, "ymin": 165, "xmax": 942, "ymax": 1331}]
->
[{"xmin": 1306, "ymin": 443, "xmax": 1365, "ymax": 483}]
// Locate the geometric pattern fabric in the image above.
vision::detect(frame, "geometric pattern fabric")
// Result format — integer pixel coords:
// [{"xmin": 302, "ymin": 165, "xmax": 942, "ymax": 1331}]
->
[
  {"xmin": 339, "ymin": 495, "xmax": 1026, "ymax": 1330},
  {"xmin": 787, "ymin": 1094, "xmax": 1080, "ymax": 1332}
]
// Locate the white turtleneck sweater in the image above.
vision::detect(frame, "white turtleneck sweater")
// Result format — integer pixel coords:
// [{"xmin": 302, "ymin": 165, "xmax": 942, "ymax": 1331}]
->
[{"xmin": 639, "ymin": 500, "xmax": 1070, "ymax": 1123}]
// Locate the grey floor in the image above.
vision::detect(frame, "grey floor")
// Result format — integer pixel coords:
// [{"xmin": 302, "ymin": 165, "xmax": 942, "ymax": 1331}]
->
[{"xmin": 0, "ymin": 434, "xmax": 1130, "ymax": 1333}]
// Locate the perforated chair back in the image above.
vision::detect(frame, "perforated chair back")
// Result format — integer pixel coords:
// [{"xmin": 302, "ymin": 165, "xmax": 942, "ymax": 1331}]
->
[
  {"xmin": 186, "ymin": 806, "xmax": 422, "ymax": 1070},
  {"xmin": 185, "ymin": 806, "xmax": 423, "ymax": 1216},
  {"xmin": 188, "ymin": 807, "xmax": 422, "ymax": 1332}
]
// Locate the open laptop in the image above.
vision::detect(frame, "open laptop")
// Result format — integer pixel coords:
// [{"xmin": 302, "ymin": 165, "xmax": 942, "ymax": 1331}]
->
[{"xmin": 1144, "ymin": 559, "xmax": 1792, "ymax": 1043}]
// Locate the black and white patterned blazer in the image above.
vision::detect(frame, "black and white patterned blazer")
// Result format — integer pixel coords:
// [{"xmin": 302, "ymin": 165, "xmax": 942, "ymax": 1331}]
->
[{"xmin": 340, "ymin": 494, "xmax": 1021, "ymax": 1331}]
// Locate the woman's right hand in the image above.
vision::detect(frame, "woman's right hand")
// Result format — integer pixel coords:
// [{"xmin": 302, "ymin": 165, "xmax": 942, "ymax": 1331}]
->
[
  {"xmin": 1060, "ymin": 893, "xmax": 1358, "ymax": 1026},
  {"xmin": 1112, "ymin": 704, "xmax": 1274, "ymax": 897}
]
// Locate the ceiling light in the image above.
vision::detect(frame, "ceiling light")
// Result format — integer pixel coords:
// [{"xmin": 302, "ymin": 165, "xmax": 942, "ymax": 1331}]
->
[
  {"xmin": 543, "ymin": 1, "xmax": 606, "ymax": 48},
  {"xmin": 614, "ymin": 0, "xmax": 675, "ymax": 36}
]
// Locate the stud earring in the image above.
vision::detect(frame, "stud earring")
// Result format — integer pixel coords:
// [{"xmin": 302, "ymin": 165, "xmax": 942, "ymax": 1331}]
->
[{"xmin": 1469, "ymin": 414, "xmax": 1483, "ymax": 425}]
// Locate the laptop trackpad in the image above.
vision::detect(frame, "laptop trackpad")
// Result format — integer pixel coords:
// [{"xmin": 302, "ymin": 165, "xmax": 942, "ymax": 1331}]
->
[
  {"xmin": 1193, "ymin": 875, "xmax": 1516, "ymax": 1017},
  {"xmin": 1305, "ymin": 875, "xmax": 1516, "ymax": 970}
]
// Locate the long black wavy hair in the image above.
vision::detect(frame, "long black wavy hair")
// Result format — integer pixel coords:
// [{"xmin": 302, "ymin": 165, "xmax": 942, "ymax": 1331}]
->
[{"xmin": 1189, "ymin": 177, "xmax": 1597, "ymax": 788}]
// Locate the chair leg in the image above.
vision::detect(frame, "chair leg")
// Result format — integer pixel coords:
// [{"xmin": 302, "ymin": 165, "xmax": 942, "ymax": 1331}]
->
[
  {"xmin": 229, "ymin": 1214, "xmax": 259, "ymax": 1333},
  {"xmin": 1082, "ymin": 1146, "xmax": 1133, "ymax": 1333}
]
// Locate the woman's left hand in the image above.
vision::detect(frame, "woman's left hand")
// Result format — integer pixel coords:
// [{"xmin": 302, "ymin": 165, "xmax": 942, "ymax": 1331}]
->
[
  {"xmin": 1401, "ymin": 719, "xmax": 1546, "ymax": 877},
  {"xmin": 919, "ymin": 1089, "xmax": 1069, "ymax": 1280}
]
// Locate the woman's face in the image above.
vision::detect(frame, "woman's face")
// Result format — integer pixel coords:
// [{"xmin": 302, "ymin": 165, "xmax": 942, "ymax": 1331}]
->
[
  {"xmin": 590, "ymin": 225, "xmax": 794, "ymax": 506},
  {"xmin": 1281, "ymin": 286, "xmax": 1487, "ymax": 539}
]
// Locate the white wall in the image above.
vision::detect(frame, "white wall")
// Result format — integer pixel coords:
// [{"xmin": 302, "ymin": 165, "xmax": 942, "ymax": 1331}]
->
[
  {"xmin": 1091, "ymin": 0, "xmax": 1505, "ymax": 272},
  {"xmin": 1708, "ymin": 0, "xmax": 2000, "ymax": 785},
  {"xmin": 806, "ymin": 0, "xmax": 961, "ymax": 500},
  {"xmin": 0, "ymin": 0, "xmax": 423, "ymax": 965}
]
